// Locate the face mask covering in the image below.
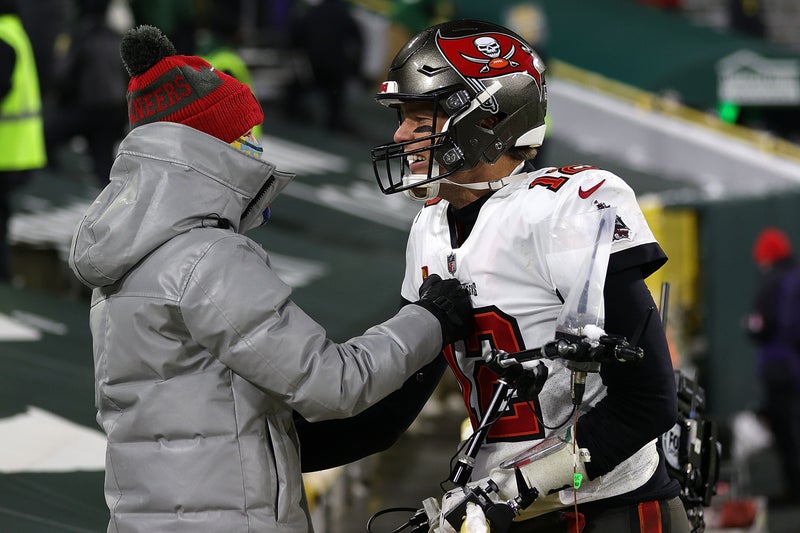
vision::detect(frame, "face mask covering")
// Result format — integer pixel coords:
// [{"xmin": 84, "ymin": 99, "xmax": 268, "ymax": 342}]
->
[{"xmin": 231, "ymin": 133, "xmax": 264, "ymax": 159}]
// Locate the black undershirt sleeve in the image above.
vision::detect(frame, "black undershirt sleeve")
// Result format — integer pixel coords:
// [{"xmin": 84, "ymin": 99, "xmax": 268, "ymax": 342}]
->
[
  {"xmin": 575, "ymin": 248, "xmax": 678, "ymax": 479},
  {"xmin": 294, "ymin": 349, "xmax": 447, "ymax": 472}
]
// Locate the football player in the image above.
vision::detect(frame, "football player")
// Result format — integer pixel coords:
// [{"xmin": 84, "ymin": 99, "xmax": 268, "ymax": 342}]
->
[{"xmin": 370, "ymin": 19, "xmax": 691, "ymax": 533}]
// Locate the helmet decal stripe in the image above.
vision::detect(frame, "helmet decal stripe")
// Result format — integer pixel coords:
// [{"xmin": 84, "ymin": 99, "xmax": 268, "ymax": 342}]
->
[{"xmin": 435, "ymin": 30, "xmax": 543, "ymax": 89}]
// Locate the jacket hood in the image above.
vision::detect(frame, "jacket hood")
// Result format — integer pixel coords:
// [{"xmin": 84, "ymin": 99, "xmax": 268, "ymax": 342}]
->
[{"xmin": 69, "ymin": 122, "xmax": 294, "ymax": 288}]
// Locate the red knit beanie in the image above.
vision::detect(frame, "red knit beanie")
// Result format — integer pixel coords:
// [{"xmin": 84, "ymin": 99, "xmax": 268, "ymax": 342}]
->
[
  {"xmin": 753, "ymin": 227, "xmax": 792, "ymax": 267},
  {"xmin": 120, "ymin": 25, "xmax": 263, "ymax": 143}
]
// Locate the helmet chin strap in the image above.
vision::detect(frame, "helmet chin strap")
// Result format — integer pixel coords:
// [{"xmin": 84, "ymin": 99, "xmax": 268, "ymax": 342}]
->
[
  {"xmin": 402, "ymin": 161, "xmax": 442, "ymax": 201},
  {"xmin": 440, "ymin": 173, "xmax": 529, "ymax": 191},
  {"xmin": 402, "ymin": 169, "xmax": 529, "ymax": 202}
]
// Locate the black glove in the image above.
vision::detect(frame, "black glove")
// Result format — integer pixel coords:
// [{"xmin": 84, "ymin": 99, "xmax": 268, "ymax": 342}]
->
[{"xmin": 414, "ymin": 274, "xmax": 473, "ymax": 344}]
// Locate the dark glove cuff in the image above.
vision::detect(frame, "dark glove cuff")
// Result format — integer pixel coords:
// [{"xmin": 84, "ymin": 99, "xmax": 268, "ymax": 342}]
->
[{"xmin": 415, "ymin": 298, "xmax": 460, "ymax": 345}]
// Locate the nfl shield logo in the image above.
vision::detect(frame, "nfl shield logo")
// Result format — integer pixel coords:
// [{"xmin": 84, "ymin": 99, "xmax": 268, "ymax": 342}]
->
[{"xmin": 447, "ymin": 253, "xmax": 457, "ymax": 274}]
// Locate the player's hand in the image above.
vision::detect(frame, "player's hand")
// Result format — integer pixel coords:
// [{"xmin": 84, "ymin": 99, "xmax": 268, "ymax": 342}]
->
[{"xmin": 415, "ymin": 274, "xmax": 473, "ymax": 345}]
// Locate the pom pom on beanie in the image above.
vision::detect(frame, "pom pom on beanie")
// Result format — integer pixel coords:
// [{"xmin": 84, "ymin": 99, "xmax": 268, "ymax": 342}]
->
[
  {"xmin": 120, "ymin": 25, "xmax": 263, "ymax": 143},
  {"xmin": 753, "ymin": 227, "xmax": 792, "ymax": 267}
]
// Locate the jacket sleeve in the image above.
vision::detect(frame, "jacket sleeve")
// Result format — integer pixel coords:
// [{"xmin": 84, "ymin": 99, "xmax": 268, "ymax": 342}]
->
[
  {"xmin": 180, "ymin": 235, "xmax": 444, "ymax": 422},
  {"xmin": 575, "ymin": 255, "xmax": 678, "ymax": 479},
  {"xmin": 295, "ymin": 354, "xmax": 447, "ymax": 472}
]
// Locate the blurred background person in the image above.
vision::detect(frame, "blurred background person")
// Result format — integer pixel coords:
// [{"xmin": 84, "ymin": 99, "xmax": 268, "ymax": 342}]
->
[
  {"xmin": 16, "ymin": 0, "xmax": 70, "ymax": 99},
  {"xmin": 43, "ymin": 0, "xmax": 127, "ymax": 184},
  {"xmin": 195, "ymin": 0, "xmax": 261, "ymax": 139},
  {"xmin": 744, "ymin": 226, "xmax": 800, "ymax": 506},
  {"xmin": 286, "ymin": 0, "xmax": 364, "ymax": 133},
  {"xmin": 0, "ymin": 0, "xmax": 47, "ymax": 282}
]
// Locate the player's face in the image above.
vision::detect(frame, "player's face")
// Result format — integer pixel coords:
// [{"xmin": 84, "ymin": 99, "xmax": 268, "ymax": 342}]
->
[
  {"xmin": 390, "ymin": 101, "xmax": 502, "ymax": 207},
  {"xmin": 393, "ymin": 102, "xmax": 447, "ymax": 175}
]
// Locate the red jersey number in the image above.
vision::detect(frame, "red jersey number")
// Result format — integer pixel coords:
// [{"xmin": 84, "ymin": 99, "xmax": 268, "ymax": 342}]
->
[{"xmin": 444, "ymin": 308, "xmax": 544, "ymax": 443}]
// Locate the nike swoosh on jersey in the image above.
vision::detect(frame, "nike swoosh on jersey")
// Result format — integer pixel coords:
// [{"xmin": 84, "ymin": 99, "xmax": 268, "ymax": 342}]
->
[{"xmin": 578, "ymin": 179, "xmax": 606, "ymax": 199}]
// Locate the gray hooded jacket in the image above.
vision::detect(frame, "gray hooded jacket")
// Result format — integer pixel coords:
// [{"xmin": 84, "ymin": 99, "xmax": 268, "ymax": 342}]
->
[{"xmin": 69, "ymin": 122, "xmax": 442, "ymax": 532}]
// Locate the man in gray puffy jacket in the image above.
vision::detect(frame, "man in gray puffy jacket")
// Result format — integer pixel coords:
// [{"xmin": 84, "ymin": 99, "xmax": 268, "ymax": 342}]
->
[{"xmin": 68, "ymin": 25, "xmax": 473, "ymax": 533}]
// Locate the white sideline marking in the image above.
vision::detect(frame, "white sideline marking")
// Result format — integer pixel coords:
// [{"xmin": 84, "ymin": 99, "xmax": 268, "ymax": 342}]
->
[
  {"xmin": 0, "ymin": 313, "xmax": 41, "ymax": 341},
  {"xmin": 270, "ymin": 252, "xmax": 328, "ymax": 288},
  {"xmin": 0, "ymin": 406, "xmax": 105, "ymax": 473},
  {"xmin": 262, "ymin": 135, "xmax": 349, "ymax": 175}
]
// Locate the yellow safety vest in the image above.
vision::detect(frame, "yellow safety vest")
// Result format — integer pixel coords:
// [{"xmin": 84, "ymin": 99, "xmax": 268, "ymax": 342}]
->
[{"xmin": 0, "ymin": 14, "xmax": 46, "ymax": 170}]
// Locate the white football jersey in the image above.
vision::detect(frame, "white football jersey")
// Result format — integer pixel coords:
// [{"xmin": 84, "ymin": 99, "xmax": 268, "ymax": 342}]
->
[{"xmin": 401, "ymin": 164, "xmax": 661, "ymax": 503}]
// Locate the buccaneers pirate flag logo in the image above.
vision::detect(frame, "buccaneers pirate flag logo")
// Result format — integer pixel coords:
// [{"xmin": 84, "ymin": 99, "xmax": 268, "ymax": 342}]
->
[{"xmin": 435, "ymin": 30, "xmax": 544, "ymax": 113}]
